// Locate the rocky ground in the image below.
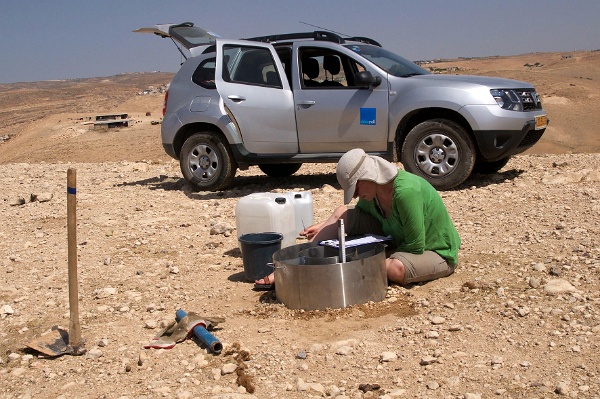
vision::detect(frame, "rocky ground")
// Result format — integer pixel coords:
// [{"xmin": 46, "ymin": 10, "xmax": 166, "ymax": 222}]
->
[
  {"xmin": 1, "ymin": 153, "xmax": 599, "ymax": 399},
  {"xmin": 1, "ymin": 50, "xmax": 599, "ymax": 399}
]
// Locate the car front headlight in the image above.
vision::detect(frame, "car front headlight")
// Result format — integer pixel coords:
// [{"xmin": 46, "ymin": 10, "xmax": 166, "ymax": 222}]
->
[{"xmin": 490, "ymin": 89, "xmax": 523, "ymax": 111}]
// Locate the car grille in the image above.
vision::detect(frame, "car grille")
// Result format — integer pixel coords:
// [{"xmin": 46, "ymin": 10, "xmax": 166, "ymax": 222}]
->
[
  {"xmin": 518, "ymin": 128, "xmax": 545, "ymax": 148},
  {"xmin": 518, "ymin": 90, "xmax": 543, "ymax": 111}
]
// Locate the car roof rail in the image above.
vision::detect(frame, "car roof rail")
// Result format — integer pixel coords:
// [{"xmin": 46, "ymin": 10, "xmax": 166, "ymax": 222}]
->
[
  {"xmin": 243, "ymin": 31, "xmax": 341, "ymax": 43},
  {"xmin": 346, "ymin": 36, "xmax": 382, "ymax": 47},
  {"xmin": 243, "ymin": 31, "xmax": 381, "ymax": 47}
]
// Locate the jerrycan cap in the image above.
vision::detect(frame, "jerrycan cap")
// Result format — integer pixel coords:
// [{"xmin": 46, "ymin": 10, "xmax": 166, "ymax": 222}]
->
[{"xmin": 275, "ymin": 197, "xmax": 287, "ymax": 204}]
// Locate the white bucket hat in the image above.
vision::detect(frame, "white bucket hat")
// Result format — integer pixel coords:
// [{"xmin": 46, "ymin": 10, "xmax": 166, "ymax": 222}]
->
[{"xmin": 336, "ymin": 148, "xmax": 399, "ymax": 204}]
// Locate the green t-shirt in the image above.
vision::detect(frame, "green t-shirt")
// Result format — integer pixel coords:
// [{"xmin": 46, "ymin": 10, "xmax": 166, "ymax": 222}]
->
[{"xmin": 356, "ymin": 170, "xmax": 460, "ymax": 265}]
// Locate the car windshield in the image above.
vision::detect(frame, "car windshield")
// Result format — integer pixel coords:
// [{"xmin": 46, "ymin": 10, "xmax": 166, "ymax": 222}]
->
[{"xmin": 344, "ymin": 44, "xmax": 430, "ymax": 78}]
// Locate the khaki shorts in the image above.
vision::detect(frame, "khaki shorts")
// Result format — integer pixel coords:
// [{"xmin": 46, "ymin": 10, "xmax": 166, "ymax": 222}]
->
[{"xmin": 346, "ymin": 207, "xmax": 456, "ymax": 284}]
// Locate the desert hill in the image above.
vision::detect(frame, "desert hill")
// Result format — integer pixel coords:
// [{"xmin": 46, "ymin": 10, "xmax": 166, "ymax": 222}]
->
[
  {"xmin": 0, "ymin": 72, "xmax": 173, "ymax": 164},
  {"xmin": 0, "ymin": 50, "xmax": 598, "ymax": 164}
]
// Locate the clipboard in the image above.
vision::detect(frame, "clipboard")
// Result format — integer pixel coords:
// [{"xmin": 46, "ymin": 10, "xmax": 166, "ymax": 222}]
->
[{"xmin": 319, "ymin": 234, "xmax": 392, "ymax": 249}]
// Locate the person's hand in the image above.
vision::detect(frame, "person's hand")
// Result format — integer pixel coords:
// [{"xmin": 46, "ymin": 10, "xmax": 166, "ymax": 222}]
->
[{"xmin": 300, "ymin": 221, "xmax": 325, "ymax": 240}]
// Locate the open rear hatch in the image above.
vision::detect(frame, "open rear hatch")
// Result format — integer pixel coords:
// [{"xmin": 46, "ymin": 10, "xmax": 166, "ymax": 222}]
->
[{"xmin": 134, "ymin": 22, "xmax": 220, "ymax": 58}]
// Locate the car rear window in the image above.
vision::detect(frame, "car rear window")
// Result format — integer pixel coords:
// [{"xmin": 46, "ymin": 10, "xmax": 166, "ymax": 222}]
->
[{"xmin": 192, "ymin": 58, "xmax": 216, "ymax": 89}]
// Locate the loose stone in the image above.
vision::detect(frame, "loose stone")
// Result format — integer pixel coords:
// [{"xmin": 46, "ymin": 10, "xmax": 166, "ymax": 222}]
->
[
  {"xmin": 1, "ymin": 304, "xmax": 15, "ymax": 316},
  {"xmin": 336, "ymin": 346, "xmax": 353, "ymax": 356},
  {"xmin": 543, "ymin": 279, "xmax": 576, "ymax": 295},
  {"xmin": 426, "ymin": 331, "xmax": 440, "ymax": 339},
  {"xmin": 528, "ymin": 276, "xmax": 541, "ymax": 288},
  {"xmin": 555, "ymin": 381, "xmax": 569, "ymax": 395},
  {"xmin": 87, "ymin": 348, "xmax": 103, "ymax": 358},
  {"xmin": 221, "ymin": 363, "xmax": 237, "ymax": 375},
  {"xmin": 380, "ymin": 351, "xmax": 397, "ymax": 362},
  {"xmin": 420, "ymin": 356, "xmax": 437, "ymax": 366},
  {"xmin": 9, "ymin": 197, "xmax": 25, "ymax": 206},
  {"xmin": 549, "ymin": 266, "xmax": 563, "ymax": 276}
]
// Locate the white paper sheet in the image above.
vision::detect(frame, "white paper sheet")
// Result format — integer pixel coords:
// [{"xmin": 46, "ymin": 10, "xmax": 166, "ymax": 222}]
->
[{"xmin": 319, "ymin": 234, "xmax": 392, "ymax": 249}]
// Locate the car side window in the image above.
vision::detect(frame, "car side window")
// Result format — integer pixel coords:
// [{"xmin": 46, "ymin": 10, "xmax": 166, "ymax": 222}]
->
[
  {"xmin": 222, "ymin": 45, "xmax": 282, "ymax": 88},
  {"xmin": 299, "ymin": 49, "xmax": 364, "ymax": 89},
  {"xmin": 192, "ymin": 58, "xmax": 216, "ymax": 89}
]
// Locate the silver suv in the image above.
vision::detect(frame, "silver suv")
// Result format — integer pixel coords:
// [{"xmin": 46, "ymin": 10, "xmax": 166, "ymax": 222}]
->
[{"xmin": 136, "ymin": 22, "xmax": 548, "ymax": 191}]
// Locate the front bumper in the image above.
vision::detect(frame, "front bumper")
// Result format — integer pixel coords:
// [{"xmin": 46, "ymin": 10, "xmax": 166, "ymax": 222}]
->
[
  {"xmin": 473, "ymin": 120, "xmax": 546, "ymax": 161},
  {"xmin": 461, "ymin": 102, "xmax": 548, "ymax": 161}
]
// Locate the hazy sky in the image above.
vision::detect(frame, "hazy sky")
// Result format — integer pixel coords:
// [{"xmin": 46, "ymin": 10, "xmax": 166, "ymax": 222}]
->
[{"xmin": 1, "ymin": 0, "xmax": 598, "ymax": 83}]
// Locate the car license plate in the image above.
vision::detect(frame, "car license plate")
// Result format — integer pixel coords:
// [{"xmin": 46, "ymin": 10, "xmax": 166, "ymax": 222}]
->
[{"xmin": 535, "ymin": 114, "xmax": 548, "ymax": 130}]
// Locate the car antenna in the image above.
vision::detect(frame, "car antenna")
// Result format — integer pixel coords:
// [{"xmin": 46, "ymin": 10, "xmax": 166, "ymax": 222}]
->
[{"xmin": 299, "ymin": 21, "xmax": 350, "ymax": 37}]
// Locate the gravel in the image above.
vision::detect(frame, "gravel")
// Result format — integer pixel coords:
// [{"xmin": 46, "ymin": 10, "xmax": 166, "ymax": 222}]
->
[{"xmin": 1, "ymin": 153, "xmax": 599, "ymax": 398}]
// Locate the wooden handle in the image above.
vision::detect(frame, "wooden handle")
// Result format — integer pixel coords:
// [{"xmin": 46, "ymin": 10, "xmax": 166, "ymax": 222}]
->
[{"xmin": 67, "ymin": 168, "xmax": 82, "ymax": 347}]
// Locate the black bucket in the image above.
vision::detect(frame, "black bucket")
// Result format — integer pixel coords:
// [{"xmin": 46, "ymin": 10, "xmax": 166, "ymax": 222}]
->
[{"xmin": 238, "ymin": 232, "xmax": 283, "ymax": 282}]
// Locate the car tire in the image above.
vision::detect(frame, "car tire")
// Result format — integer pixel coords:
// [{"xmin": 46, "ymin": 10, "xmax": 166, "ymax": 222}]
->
[
  {"xmin": 258, "ymin": 163, "xmax": 302, "ymax": 178},
  {"xmin": 180, "ymin": 132, "xmax": 237, "ymax": 191},
  {"xmin": 400, "ymin": 119, "xmax": 475, "ymax": 190},
  {"xmin": 472, "ymin": 156, "xmax": 511, "ymax": 174}
]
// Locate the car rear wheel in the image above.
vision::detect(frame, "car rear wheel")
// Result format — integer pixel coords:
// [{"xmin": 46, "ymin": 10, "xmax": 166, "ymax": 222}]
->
[
  {"xmin": 258, "ymin": 163, "xmax": 302, "ymax": 178},
  {"xmin": 180, "ymin": 132, "xmax": 237, "ymax": 191},
  {"xmin": 400, "ymin": 119, "xmax": 475, "ymax": 190}
]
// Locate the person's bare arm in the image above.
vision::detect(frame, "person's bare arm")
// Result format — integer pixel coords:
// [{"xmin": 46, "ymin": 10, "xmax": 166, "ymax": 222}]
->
[
  {"xmin": 300, "ymin": 221, "xmax": 325, "ymax": 240},
  {"xmin": 301, "ymin": 205, "xmax": 349, "ymax": 242}
]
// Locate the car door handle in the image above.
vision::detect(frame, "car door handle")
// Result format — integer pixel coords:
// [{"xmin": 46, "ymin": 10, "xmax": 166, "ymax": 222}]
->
[
  {"xmin": 227, "ymin": 95, "xmax": 246, "ymax": 103},
  {"xmin": 296, "ymin": 101, "xmax": 316, "ymax": 108}
]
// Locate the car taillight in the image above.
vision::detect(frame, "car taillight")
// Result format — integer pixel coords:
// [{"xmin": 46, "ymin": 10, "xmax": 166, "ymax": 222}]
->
[{"xmin": 162, "ymin": 89, "xmax": 169, "ymax": 116}]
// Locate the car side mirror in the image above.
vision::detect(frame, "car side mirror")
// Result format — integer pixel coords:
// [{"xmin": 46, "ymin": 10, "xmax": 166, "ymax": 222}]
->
[{"xmin": 355, "ymin": 71, "xmax": 381, "ymax": 88}]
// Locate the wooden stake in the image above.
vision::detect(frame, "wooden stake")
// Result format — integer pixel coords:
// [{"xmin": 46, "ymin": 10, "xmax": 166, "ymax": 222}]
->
[{"xmin": 67, "ymin": 168, "xmax": 82, "ymax": 349}]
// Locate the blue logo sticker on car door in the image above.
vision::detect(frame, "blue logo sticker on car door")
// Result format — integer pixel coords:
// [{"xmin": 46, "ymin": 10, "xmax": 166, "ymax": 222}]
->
[{"xmin": 360, "ymin": 108, "xmax": 376, "ymax": 125}]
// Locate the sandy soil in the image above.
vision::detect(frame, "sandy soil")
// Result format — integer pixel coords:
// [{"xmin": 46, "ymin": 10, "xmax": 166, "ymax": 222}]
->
[{"xmin": 0, "ymin": 52, "xmax": 599, "ymax": 399}]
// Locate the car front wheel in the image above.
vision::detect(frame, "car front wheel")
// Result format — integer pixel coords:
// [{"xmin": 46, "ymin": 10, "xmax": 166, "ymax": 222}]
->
[
  {"xmin": 400, "ymin": 119, "xmax": 475, "ymax": 190},
  {"xmin": 180, "ymin": 132, "xmax": 237, "ymax": 191}
]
